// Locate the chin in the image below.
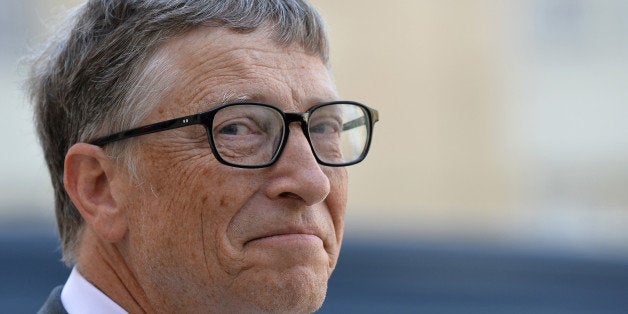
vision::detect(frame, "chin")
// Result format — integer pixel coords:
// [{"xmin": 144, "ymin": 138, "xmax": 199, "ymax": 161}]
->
[{"xmin": 228, "ymin": 265, "xmax": 329, "ymax": 313}]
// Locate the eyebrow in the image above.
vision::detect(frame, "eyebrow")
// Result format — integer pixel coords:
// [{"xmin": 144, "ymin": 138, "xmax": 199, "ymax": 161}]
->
[
  {"xmin": 188, "ymin": 92, "xmax": 253, "ymax": 114},
  {"xmin": 219, "ymin": 92, "xmax": 253, "ymax": 104},
  {"xmin": 213, "ymin": 91, "xmax": 339, "ymax": 112}
]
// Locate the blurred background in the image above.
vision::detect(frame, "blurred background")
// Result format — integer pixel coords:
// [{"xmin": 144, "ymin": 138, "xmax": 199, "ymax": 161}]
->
[{"xmin": 2, "ymin": 0, "xmax": 627, "ymax": 313}]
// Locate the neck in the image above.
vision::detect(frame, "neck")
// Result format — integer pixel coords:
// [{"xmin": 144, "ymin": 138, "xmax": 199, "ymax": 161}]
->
[{"xmin": 76, "ymin": 229, "xmax": 154, "ymax": 313}]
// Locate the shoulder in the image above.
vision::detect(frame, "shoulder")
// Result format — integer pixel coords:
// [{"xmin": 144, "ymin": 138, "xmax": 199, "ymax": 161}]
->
[{"xmin": 38, "ymin": 286, "xmax": 68, "ymax": 314}]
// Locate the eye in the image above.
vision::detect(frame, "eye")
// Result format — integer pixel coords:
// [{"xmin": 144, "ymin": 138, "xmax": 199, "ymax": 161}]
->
[
  {"xmin": 218, "ymin": 123, "xmax": 251, "ymax": 135},
  {"xmin": 310, "ymin": 118, "xmax": 341, "ymax": 134}
]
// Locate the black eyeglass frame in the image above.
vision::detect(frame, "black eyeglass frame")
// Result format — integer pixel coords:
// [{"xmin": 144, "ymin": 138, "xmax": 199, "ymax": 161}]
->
[{"xmin": 89, "ymin": 101, "xmax": 379, "ymax": 168}]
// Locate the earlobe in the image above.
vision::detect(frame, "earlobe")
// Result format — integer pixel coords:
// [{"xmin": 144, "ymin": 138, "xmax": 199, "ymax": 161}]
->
[{"xmin": 64, "ymin": 143, "xmax": 128, "ymax": 243}]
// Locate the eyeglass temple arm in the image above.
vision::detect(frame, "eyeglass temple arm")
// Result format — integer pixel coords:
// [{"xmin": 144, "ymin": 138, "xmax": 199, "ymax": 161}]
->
[
  {"xmin": 90, "ymin": 114, "xmax": 201, "ymax": 146},
  {"xmin": 341, "ymin": 108, "xmax": 379, "ymax": 131}
]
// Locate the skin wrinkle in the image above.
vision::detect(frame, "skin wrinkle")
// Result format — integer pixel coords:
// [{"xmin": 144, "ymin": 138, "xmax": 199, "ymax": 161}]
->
[
  {"xmin": 175, "ymin": 36, "xmax": 324, "ymax": 112},
  {"xmin": 79, "ymin": 232, "xmax": 153, "ymax": 313},
  {"xmin": 142, "ymin": 191, "xmax": 207, "ymax": 310},
  {"xmin": 223, "ymin": 173, "xmax": 259, "ymax": 249},
  {"xmin": 138, "ymin": 124, "xmax": 212, "ymax": 173},
  {"xmin": 99, "ymin": 248, "xmax": 146, "ymax": 313},
  {"xmin": 199, "ymin": 198, "xmax": 222, "ymax": 309},
  {"xmin": 177, "ymin": 42, "xmax": 268, "ymax": 107}
]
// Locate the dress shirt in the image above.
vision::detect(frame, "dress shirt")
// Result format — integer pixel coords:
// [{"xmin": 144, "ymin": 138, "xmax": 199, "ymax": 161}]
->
[{"xmin": 60, "ymin": 267, "xmax": 128, "ymax": 314}]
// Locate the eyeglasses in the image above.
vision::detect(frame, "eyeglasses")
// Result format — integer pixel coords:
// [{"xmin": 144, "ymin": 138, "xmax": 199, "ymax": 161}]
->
[{"xmin": 90, "ymin": 101, "xmax": 379, "ymax": 168}]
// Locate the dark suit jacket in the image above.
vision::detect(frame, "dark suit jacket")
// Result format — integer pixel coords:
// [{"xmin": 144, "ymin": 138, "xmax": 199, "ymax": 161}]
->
[{"xmin": 38, "ymin": 286, "xmax": 68, "ymax": 314}]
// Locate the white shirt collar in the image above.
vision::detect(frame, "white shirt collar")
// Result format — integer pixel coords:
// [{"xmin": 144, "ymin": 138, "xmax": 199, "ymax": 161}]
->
[{"xmin": 61, "ymin": 267, "xmax": 128, "ymax": 314}]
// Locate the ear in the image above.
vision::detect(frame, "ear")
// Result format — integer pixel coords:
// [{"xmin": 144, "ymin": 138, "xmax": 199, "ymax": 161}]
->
[{"xmin": 64, "ymin": 143, "xmax": 128, "ymax": 243}]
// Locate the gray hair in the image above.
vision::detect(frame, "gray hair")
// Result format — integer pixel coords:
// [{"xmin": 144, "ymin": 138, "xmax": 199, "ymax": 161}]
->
[{"xmin": 27, "ymin": 0, "xmax": 329, "ymax": 265}]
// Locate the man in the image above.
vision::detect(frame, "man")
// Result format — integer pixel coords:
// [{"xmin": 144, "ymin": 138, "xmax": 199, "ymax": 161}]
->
[{"xmin": 29, "ymin": 0, "xmax": 377, "ymax": 313}]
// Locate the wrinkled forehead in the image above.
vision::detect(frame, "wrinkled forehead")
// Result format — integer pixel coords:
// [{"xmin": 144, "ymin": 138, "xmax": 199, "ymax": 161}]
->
[
  {"xmin": 155, "ymin": 26, "xmax": 337, "ymax": 114},
  {"xmin": 179, "ymin": 28, "xmax": 317, "ymax": 67}
]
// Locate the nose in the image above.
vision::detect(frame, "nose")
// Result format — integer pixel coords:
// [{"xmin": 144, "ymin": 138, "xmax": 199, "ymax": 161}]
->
[{"xmin": 264, "ymin": 124, "xmax": 331, "ymax": 206}]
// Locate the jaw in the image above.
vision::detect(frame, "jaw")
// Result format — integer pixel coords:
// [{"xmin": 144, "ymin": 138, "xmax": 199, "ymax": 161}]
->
[
  {"xmin": 218, "ymin": 264, "xmax": 330, "ymax": 313},
  {"xmin": 188, "ymin": 216, "xmax": 336, "ymax": 313},
  {"xmin": 213, "ymin": 231, "xmax": 337, "ymax": 313}
]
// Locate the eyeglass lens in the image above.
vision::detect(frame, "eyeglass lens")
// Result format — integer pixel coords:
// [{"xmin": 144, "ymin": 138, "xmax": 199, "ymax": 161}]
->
[
  {"xmin": 210, "ymin": 103, "xmax": 370, "ymax": 166},
  {"xmin": 309, "ymin": 104, "xmax": 369, "ymax": 165}
]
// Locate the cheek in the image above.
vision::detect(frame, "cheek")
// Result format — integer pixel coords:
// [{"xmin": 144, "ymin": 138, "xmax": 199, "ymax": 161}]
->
[
  {"xmin": 123, "ymin": 159, "xmax": 209, "ymax": 269},
  {"xmin": 126, "ymin": 143, "xmax": 259, "ymax": 286},
  {"xmin": 325, "ymin": 168, "xmax": 348, "ymax": 240}
]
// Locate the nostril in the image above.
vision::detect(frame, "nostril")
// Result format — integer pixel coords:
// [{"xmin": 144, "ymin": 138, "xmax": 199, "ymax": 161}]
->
[{"xmin": 279, "ymin": 192, "xmax": 302, "ymax": 200}]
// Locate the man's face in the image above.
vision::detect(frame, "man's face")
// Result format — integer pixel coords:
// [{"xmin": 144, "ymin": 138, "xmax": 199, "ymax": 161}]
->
[{"xmin": 114, "ymin": 27, "xmax": 347, "ymax": 312}]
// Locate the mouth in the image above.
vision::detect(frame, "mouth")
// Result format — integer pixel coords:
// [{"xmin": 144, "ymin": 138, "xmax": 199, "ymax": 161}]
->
[{"xmin": 245, "ymin": 228, "xmax": 324, "ymax": 248}]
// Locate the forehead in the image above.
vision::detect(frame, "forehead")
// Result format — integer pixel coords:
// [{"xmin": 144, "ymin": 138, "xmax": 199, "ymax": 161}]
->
[{"xmin": 157, "ymin": 27, "xmax": 337, "ymax": 115}]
